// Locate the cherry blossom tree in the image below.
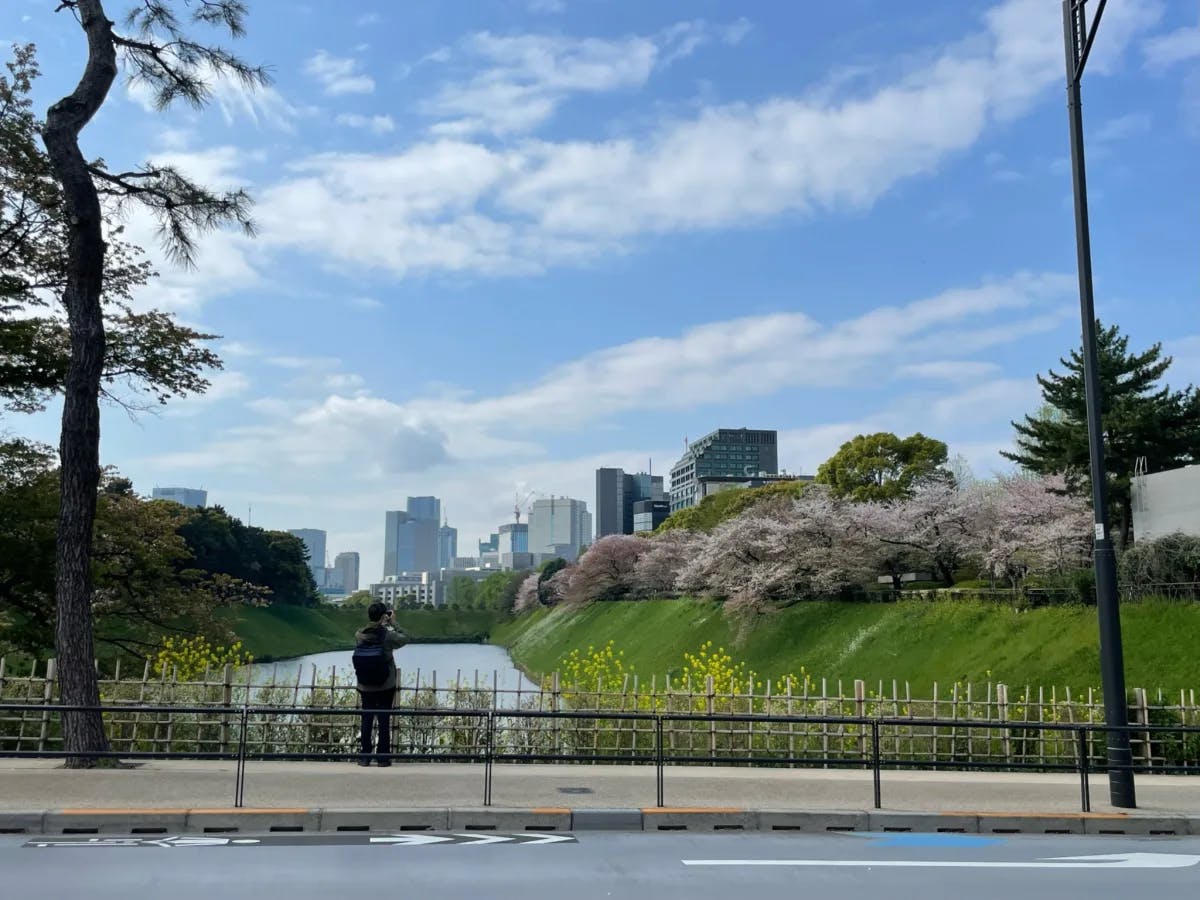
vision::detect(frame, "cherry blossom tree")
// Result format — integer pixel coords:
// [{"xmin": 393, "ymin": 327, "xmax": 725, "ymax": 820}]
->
[
  {"xmin": 513, "ymin": 573, "xmax": 541, "ymax": 614},
  {"xmin": 632, "ymin": 529, "xmax": 702, "ymax": 597},
  {"xmin": 562, "ymin": 534, "xmax": 645, "ymax": 604},
  {"xmin": 977, "ymin": 475, "xmax": 1091, "ymax": 586},
  {"xmin": 847, "ymin": 480, "xmax": 993, "ymax": 588}
]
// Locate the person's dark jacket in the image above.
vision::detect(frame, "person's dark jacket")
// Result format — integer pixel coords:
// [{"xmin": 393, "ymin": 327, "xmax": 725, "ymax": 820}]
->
[{"xmin": 354, "ymin": 623, "xmax": 408, "ymax": 692}]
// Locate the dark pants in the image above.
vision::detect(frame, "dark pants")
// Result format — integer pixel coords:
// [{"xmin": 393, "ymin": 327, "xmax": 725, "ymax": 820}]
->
[{"xmin": 359, "ymin": 688, "xmax": 394, "ymax": 763}]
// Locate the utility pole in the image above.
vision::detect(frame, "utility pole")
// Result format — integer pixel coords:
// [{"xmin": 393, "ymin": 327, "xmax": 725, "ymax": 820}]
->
[{"xmin": 1061, "ymin": 0, "xmax": 1135, "ymax": 808}]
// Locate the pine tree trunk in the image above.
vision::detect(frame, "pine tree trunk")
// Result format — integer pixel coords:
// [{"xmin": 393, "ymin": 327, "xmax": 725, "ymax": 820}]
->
[{"xmin": 41, "ymin": 0, "xmax": 118, "ymax": 767}]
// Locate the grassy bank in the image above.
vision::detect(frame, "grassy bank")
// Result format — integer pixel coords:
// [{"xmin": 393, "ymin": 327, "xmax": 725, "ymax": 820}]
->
[
  {"xmin": 492, "ymin": 598, "xmax": 1200, "ymax": 692},
  {"xmin": 225, "ymin": 605, "xmax": 509, "ymax": 661}
]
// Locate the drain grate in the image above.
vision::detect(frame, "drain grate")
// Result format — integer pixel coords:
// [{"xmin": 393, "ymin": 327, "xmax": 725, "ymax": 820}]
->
[{"xmin": 557, "ymin": 787, "xmax": 594, "ymax": 795}]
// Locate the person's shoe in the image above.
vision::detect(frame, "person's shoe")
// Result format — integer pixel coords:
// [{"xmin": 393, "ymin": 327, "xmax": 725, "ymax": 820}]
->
[
  {"xmin": 376, "ymin": 758, "xmax": 392, "ymax": 768},
  {"xmin": 357, "ymin": 758, "xmax": 371, "ymax": 767}
]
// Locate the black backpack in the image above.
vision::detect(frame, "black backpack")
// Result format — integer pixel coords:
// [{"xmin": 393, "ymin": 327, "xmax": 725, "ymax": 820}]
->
[{"xmin": 352, "ymin": 629, "xmax": 391, "ymax": 688}]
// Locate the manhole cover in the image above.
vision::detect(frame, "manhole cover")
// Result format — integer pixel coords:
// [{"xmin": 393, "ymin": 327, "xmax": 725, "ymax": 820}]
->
[{"xmin": 557, "ymin": 787, "xmax": 594, "ymax": 795}]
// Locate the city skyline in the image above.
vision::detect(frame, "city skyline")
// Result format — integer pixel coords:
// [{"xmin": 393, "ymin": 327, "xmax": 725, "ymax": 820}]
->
[{"xmin": 10, "ymin": 1, "xmax": 1198, "ymax": 586}]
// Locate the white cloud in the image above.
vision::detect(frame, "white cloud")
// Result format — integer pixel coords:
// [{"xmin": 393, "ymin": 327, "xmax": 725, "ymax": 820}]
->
[
  {"xmin": 1093, "ymin": 111, "xmax": 1152, "ymax": 143},
  {"xmin": 1144, "ymin": 20, "xmax": 1200, "ymax": 71},
  {"xmin": 349, "ymin": 296, "xmax": 384, "ymax": 310},
  {"xmin": 164, "ymin": 371, "xmax": 251, "ymax": 417},
  {"xmin": 336, "ymin": 113, "xmax": 396, "ymax": 134},
  {"xmin": 897, "ymin": 361, "xmax": 1003, "ymax": 382},
  {"xmin": 141, "ymin": 272, "xmax": 1069, "ymax": 476},
  {"xmin": 252, "ymin": 0, "xmax": 1157, "ymax": 279},
  {"xmin": 356, "ymin": 13, "xmax": 383, "ymax": 27},
  {"xmin": 305, "ymin": 50, "xmax": 376, "ymax": 96},
  {"xmin": 425, "ymin": 20, "xmax": 749, "ymax": 136},
  {"xmin": 527, "ymin": 0, "xmax": 565, "ymax": 13}
]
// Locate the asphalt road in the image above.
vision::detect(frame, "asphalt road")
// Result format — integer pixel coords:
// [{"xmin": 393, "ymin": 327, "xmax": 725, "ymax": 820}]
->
[{"xmin": 4, "ymin": 831, "xmax": 1199, "ymax": 900}]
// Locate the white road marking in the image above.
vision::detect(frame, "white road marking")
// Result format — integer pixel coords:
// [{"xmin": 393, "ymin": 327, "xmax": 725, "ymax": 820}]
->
[
  {"xmin": 369, "ymin": 835, "xmax": 453, "ymax": 846},
  {"xmin": 521, "ymin": 834, "xmax": 575, "ymax": 845}
]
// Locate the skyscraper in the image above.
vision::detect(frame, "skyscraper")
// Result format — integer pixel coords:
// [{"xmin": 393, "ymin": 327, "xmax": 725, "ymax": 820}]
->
[
  {"xmin": 287, "ymin": 529, "xmax": 327, "ymax": 587},
  {"xmin": 437, "ymin": 521, "xmax": 458, "ymax": 570},
  {"xmin": 152, "ymin": 487, "xmax": 207, "ymax": 508},
  {"xmin": 406, "ymin": 496, "xmax": 441, "ymax": 523},
  {"xmin": 334, "ymin": 552, "xmax": 360, "ymax": 594},
  {"xmin": 596, "ymin": 468, "xmax": 665, "ymax": 537},
  {"xmin": 383, "ymin": 510, "xmax": 438, "ymax": 576},
  {"xmin": 528, "ymin": 497, "xmax": 592, "ymax": 556}
]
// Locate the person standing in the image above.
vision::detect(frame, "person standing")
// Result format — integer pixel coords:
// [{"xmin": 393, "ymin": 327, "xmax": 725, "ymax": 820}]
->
[{"xmin": 352, "ymin": 602, "xmax": 408, "ymax": 766}]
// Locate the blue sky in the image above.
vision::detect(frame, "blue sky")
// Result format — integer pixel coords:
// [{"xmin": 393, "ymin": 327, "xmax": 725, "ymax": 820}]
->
[{"xmin": 4, "ymin": 0, "xmax": 1198, "ymax": 582}]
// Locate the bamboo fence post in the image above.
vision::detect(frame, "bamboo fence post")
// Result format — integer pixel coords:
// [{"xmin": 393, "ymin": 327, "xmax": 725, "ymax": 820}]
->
[
  {"xmin": 998, "ymin": 683, "xmax": 1010, "ymax": 762},
  {"xmin": 38, "ymin": 659, "xmax": 56, "ymax": 752},
  {"xmin": 854, "ymin": 680, "xmax": 866, "ymax": 762},
  {"xmin": 1135, "ymin": 687, "xmax": 1151, "ymax": 767},
  {"xmin": 706, "ymin": 675, "xmax": 716, "ymax": 761},
  {"xmin": 220, "ymin": 663, "xmax": 234, "ymax": 754}
]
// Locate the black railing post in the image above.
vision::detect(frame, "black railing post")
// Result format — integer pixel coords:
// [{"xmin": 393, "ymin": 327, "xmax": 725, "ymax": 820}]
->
[
  {"xmin": 655, "ymin": 715, "xmax": 665, "ymax": 808},
  {"xmin": 234, "ymin": 703, "xmax": 249, "ymax": 809},
  {"xmin": 483, "ymin": 711, "xmax": 494, "ymax": 807},
  {"xmin": 1077, "ymin": 726, "xmax": 1092, "ymax": 813},
  {"xmin": 871, "ymin": 719, "xmax": 882, "ymax": 809}
]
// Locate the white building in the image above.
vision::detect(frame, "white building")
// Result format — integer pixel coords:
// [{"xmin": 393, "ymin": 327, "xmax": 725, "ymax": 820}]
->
[
  {"xmin": 1132, "ymin": 464, "xmax": 1200, "ymax": 541},
  {"xmin": 369, "ymin": 573, "xmax": 441, "ymax": 607},
  {"xmin": 528, "ymin": 497, "xmax": 591, "ymax": 557}
]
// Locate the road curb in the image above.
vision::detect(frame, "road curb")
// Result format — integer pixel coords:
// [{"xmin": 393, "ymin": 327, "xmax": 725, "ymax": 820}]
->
[{"xmin": 4, "ymin": 808, "xmax": 1200, "ymax": 835}]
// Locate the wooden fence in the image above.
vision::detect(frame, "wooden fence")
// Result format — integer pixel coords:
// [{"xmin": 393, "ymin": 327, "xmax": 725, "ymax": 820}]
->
[{"xmin": 2, "ymin": 656, "xmax": 1198, "ymax": 770}]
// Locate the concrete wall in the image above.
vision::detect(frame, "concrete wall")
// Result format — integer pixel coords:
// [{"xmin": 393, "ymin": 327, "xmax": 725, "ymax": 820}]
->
[{"xmin": 1133, "ymin": 465, "xmax": 1200, "ymax": 541}]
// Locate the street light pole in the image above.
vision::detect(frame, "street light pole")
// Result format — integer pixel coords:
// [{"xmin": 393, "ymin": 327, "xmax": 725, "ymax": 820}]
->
[{"xmin": 1061, "ymin": 0, "xmax": 1135, "ymax": 808}]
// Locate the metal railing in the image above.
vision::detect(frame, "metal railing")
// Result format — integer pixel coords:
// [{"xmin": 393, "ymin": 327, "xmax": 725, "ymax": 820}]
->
[{"xmin": 3, "ymin": 702, "xmax": 1199, "ymax": 812}]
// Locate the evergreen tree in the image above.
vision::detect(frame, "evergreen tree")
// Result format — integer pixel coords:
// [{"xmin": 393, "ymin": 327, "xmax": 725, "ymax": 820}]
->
[{"xmin": 1003, "ymin": 322, "xmax": 1200, "ymax": 546}]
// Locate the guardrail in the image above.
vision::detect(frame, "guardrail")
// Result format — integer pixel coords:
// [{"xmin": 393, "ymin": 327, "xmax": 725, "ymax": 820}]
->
[{"xmin": 3, "ymin": 702, "xmax": 1199, "ymax": 812}]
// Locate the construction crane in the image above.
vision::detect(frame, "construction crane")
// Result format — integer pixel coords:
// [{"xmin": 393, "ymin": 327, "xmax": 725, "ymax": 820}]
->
[{"xmin": 514, "ymin": 489, "xmax": 537, "ymax": 525}]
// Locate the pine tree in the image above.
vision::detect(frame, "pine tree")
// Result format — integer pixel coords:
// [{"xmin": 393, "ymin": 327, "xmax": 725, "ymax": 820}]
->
[{"xmin": 1003, "ymin": 322, "xmax": 1200, "ymax": 546}]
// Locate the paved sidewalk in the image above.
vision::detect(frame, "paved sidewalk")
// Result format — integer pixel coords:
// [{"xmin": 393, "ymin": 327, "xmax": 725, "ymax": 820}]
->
[{"xmin": 2, "ymin": 759, "xmax": 1199, "ymax": 815}]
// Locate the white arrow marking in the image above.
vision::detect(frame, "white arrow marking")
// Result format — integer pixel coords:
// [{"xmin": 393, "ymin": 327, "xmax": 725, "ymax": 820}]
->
[
  {"xmin": 683, "ymin": 853, "xmax": 1200, "ymax": 870},
  {"xmin": 452, "ymin": 833, "xmax": 512, "ymax": 845},
  {"xmin": 520, "ymin": 833, "xmax": 574, "ymax": 845},
  {"xmin": 161, "ymin": 837, "xmax": 232, "ymax": 847},
  {"xmin": 369, "ymin": 835, "xmax": 453, "ymax": 846}
]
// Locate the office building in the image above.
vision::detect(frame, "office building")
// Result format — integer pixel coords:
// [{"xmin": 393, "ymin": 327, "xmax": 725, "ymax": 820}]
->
[
  {"xmin": 478, "ymin": 533, "xmax": 499, "ymax": 556},
  {"xmin": 632, "ymin": 499, "xmax": 671, "ymax": 533},
  {"xmin": 670, "ymin": 428, "xmax": 779, "ymax": 512},
  {"xmin": 370, "ymin": 573, "xmax": 440, "ymax": 607},
  {"xmin": 334, "ymin": 552, "xmax": 360, "ymax": 594},
  {"xmin": 498, "ymin": 523, "xmax": 528, "ymax": 555},
  {"xmin": 438, "ymin": 521, "xmax": 458, "ymax": 570},
  {"xmin": 528, "ymin": 497, "xmax": 592, "ymax": 556},
  {"xmin": 383, "ymin": 510, "xmax": 438, "ymax": 577},
  {"xmin": 596, "ymin": 468, "xmax": 665, "ymax": 537},
  {"xmin": 287, "ymin": 529, "xmax": 327, "ymax": 586},
  {"xmin": 152, "ymin": 487, "xmax": 207, "ymax": 508}
]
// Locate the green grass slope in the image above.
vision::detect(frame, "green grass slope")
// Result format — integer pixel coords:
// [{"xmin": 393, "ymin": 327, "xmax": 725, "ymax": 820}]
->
[
  {"xmin": 225, "ymin": 605, "xmax": 508, "ymax": 661},
  {"xmin": 492, "ymin": 599, "xmax": 1200, "ymax": 693}
]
